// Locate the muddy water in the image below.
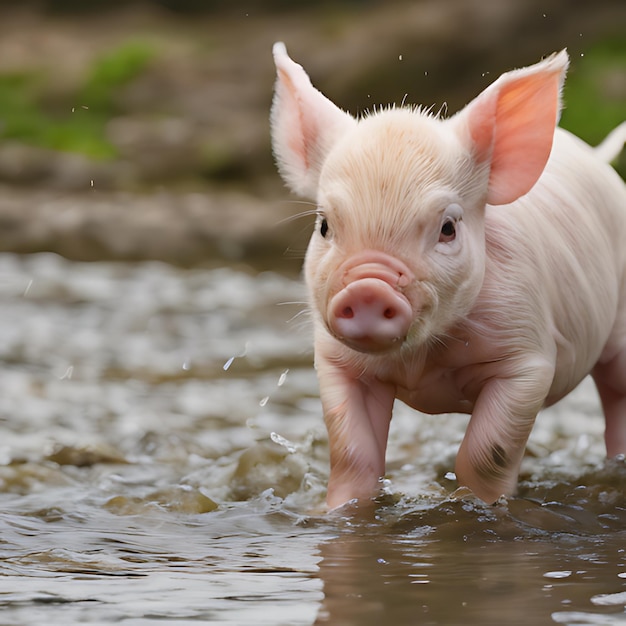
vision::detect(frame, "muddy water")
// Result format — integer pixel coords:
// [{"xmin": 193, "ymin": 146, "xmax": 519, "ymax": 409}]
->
[{"xmin": 0, "ymin": 252, "xmax": 624, "ymax": 625}]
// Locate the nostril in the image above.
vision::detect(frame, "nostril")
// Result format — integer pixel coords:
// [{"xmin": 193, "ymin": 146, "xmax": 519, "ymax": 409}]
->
[
  {"xmin": 341, "ymin": 306, "xmax": 354, "ymax": 319},
  {"xmin": 383, "ymin": 307, "xmax": 395, "ymax": 319}
]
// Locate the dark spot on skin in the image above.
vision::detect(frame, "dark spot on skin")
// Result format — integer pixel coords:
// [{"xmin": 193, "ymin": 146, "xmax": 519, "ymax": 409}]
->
[
  {"xmin": 474, "ymin": 444, "xmax": 510, "ymax": 481},
  {"xmin": 491, "ymin": 444, "xmax": 508, "ymax": 468}
]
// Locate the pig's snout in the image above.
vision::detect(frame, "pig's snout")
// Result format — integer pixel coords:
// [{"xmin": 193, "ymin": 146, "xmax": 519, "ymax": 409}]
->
[
  {"xmin": 329, "ymin": 280, "xmax": 413, "ymax": 351},
  {"xmin": 327, "ymin": 253, "xmax": 414, "ymax": 353}
]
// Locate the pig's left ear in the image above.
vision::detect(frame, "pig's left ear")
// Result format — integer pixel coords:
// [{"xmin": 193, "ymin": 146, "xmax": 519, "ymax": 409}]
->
[
  {"xmin": 454, "ymin": 50, "xmax": 569, "ymax": 205},
  {"xmin": 271, "ymin": 43, "xmax": 356, "ymax": 199}
]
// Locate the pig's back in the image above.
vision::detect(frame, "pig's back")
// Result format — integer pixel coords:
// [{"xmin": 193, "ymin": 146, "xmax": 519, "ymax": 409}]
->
[{"xmin": 480, "ymin": 128, "xmax": 626, "ymax": 400}]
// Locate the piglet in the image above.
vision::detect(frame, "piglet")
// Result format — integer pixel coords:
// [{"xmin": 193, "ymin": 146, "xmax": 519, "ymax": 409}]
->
[{"xmin": 270, "ymin": 43, "xmax": 626, "ymax": 509}]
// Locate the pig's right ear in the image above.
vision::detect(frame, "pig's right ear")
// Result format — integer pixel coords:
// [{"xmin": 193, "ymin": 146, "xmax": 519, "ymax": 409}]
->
[{"xmin": 271, "ymin": 43, "xmax": 356, "ymax": 199}]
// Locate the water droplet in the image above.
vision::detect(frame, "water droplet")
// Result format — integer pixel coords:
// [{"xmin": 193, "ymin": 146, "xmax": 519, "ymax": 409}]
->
[
  {"xmin": 444, "ymin": 471, "xmax": 456, "ymax": 481},
  {"xmin": 398, "ymin": 54, "xmax": 403, "ymax": 61},
  {"xmin": 259, "ymin": 396, "xmax": 269, "ymax": 407},
  {"xmin": 59, "ymin": 366, "xmax": 74, "ymax": 380},
  {"xmin": 182, "ymin": 359, "xmax": 191, "ymax": 371},
  {"xmin": 277, "ymin": 369, "xmax": 289, "ymax": 387},
  {"xmin": 23, "ymin": 279, "xmax": 33, "ymax": 296},
  {"xmin": 591, "ymin": 591, "xmax": 626, "ymax": 606},
  {"xmin": 223, "ymin": 356, "xmax": 235, "ymax": 371},
  {"xmin": 270, "ymin": 431, "xmax": 297, "ymax": 453},
  {"xmin": 544, "ymin": 571, "xmax": 572, "ymax": 579}
]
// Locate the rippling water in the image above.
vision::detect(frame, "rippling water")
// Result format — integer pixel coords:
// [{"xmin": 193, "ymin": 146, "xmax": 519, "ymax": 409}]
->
[{"xmin": 0, "ymin": 252, "xmax": 624, "ymax": 625}]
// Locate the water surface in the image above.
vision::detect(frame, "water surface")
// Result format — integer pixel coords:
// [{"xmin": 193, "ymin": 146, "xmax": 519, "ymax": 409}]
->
[{"xmin": 0, "ymin": 253, "xmax": 624, "ymax": 625}]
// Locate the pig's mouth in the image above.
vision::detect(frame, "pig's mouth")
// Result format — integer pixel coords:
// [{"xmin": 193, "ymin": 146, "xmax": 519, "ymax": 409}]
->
[
  {"xmin": 326, "ymin": 277, "xmax": 413, "ymax": 353},
  {"xmin": 333, "ymin": 331, "xmax": 407, "ymax": 354}
]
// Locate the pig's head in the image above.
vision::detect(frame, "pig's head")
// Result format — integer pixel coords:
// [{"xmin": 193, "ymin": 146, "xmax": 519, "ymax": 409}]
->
[{"xmin": 271, "ymin": 43, "xmax": 567, "ymax": 355}]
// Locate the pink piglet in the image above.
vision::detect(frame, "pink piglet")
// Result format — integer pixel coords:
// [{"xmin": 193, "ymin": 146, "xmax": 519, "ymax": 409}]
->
[{"xmin": 270, "ymin": 43, "xmax": 626, "ymax": 509}]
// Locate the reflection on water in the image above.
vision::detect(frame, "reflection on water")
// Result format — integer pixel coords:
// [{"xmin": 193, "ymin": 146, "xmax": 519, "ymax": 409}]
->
[
  {"xmin": 0, "ymin": 253, "xmax": 624, "ymax": 625},
  {"xmin": 316, "ymin": 484, "xmax": 626, "ymax": 626}
]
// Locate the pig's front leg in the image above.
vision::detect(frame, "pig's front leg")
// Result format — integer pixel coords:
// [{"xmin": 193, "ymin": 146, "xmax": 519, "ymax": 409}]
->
[
  {"xmin": 315, "ymin": 343, "xmax": 396, "ymax": 509},
  {"xmin": 454, "ymin": 357, "xmax": 555, "ymax": 504}
]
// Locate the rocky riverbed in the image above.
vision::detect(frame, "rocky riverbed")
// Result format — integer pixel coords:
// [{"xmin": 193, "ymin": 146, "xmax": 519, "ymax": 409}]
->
[{"xmin": 0, "ymin": 1, "xmax": 624, "ymax": 268}]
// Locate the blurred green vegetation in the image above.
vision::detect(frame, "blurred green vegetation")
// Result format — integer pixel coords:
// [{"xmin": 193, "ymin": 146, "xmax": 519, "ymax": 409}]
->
[
  {"xmin": 0, "ymin": 40, "xmax": 155, "ymax": 159},
  {"xmin": 0, "ymin": 29, "xmax": 623, "ymax": 179},
  {"xmin": 79, "ymin": 41, "xmax": 155, "ymax": 114}
]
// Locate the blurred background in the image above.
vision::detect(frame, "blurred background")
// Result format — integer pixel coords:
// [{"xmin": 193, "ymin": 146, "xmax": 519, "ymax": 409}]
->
[{"xmin": 0, "ymin": 0, "xmax": 624, "ymax": 272}]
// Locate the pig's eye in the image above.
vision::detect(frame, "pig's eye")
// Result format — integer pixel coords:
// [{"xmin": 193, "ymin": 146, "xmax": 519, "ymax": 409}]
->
[
  {"xmin": 320, "ymin": 217, "xmax": 329, "ymax": 238},
  {"xmin": 439, "ymin": 219, "xmax": 456, "ymax": 243}
]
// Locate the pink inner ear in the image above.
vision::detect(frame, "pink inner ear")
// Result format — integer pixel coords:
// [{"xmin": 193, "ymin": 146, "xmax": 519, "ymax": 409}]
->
[
  {"xmin": 468, "ymin": 94, "xmax": 498, "ymax": 164},
  {"xmin": 276, "ymin": 67, "xmax": 310, "ymax": 171},
  {"xmin": 466, "ymin": 64, "xmax": 563, "ymax": 207},
  {"xmin": 271, "ymin": 45, "xmax": 356, "ymax": 199},
  {"xmin": 487, "ymin": 76, "xmax": 559, "ymax": 205}
]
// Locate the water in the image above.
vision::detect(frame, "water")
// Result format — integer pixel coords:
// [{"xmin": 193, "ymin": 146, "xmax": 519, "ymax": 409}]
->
[{"xmin": 0, "ymin": 252, "xmax": 624, "ymax": 625}]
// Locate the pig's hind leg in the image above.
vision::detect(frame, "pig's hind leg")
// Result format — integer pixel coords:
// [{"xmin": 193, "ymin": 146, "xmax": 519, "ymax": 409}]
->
[{"xmin": 592, "ymin": 340, "xmax": 626, "ymax": 458}]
